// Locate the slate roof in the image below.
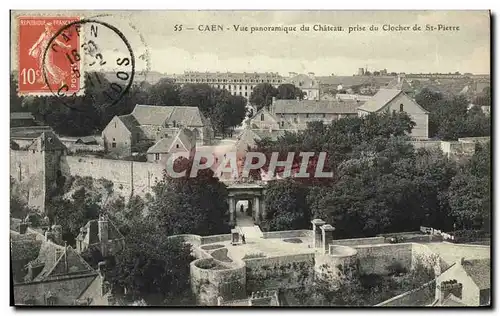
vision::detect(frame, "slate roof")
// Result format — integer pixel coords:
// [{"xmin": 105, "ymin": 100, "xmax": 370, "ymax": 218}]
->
[
  {"xmin": 273, "ymin": 99, "xmax": 361, "ymax": 114},
  {"xmin": 147, "ymin": 128, "xmax": 196, "ymax": 154},
  {"xmin": 462, "ymin": 259, "xmax": 490, "ymax": 290},
  {"xmin": 117, "ymin": 114, "xmax": 140, "ymax": 134},
  {"xmin": 11, "ymin": 112, "xmax": 34, "ymax": 120},
  {"xmin": 27, "ymin": 131, "xmax": 67, "ymax": 152},
  {"xmin": 10, "ymin": 126, "xmax": 54, "ymax": 139},
  {"xmin": 76, "ymin": 217, "xmax": 124, "ymax": 245},
  {"xmin": 357, "ymin": 89, "xmax": 402, "ymax": 112},
  {"xmin": 131, "ymin": 105, "xmax": 206, "ymax": 127}
]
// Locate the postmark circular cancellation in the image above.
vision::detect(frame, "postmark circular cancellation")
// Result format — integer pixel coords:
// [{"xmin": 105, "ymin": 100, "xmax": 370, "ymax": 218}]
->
[{"xmin": 41, "ymin": 17, "xmax": 136, "ymax": 110}]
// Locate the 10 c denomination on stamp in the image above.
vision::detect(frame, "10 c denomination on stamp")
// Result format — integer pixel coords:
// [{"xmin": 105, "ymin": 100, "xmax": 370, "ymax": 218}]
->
[{"xmin": 18, "ymin": 16, "xmax": 81, "ymax": 95}]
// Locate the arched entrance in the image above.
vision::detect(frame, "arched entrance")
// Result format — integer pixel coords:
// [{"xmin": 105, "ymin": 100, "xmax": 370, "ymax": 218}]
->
[{"xmin": 227, "ymin": 183, "xmax": 266, "ymax": 227}]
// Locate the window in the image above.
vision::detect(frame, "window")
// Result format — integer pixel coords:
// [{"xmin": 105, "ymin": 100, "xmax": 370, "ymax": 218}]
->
[
  {"xmin": 245, "ymin": 92, "xmax": 248, "ymax": 97},
  {"xmin": 239, "ymin": 92, "xmax": 242, "ymax": 96},
  {"xmin": 400, "ymin": 104, "xmax": 404, "ymax": 112},
  {"xmin": 306, "ymin": 114, "xmax": 309, "ymax": 118},
  {"xmin": 113, "ymin": 138, "xmax": 115, "ymax": 141},
  {"xmin": 239, "ymin": 85, "xmax": 242, "ymax": 89},
  {"xmin": 114, "ymin": 122, "xmax": 116, "ymax": 128},
  {"xmin": 322, "ymin": 114, "xmax": 326, "ymax": 118},
  {"xmin": 176, "ymin": 144, "xmax": 180, "ymax": 149},
  {"xmin": 245, "ymin": 85, "xmax": 248, "ymax": 90},
  {"xmin": 154, "ymin": 153, "xmax": 160, "ymax": 161},
  {"xmin": 173, "ymin": 120, "xmax": 176, "ymax": 127},
  {"xmin": 293, "ymin": 117, "xmax": 298, "ymax": 123},
  {"xmin": 234, "ymin": 85, "xmax": 236, "ymax": 89},
  {"xmin": 261, "ymin": 113, "xmax": 265, "ymax": 121},
  {"xmin": 281, "ymin": 121, "xmax": 285, "ymax": 127},
  {"xmin": 112, "ymin": 142, "xmax": 116, "ymax": 148}
]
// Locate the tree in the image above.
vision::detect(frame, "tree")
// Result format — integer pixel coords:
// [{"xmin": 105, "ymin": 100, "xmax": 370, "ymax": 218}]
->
[
  {"xmin": 49, "ymin": 186, "xmax": 101, "ymax": 245},
  {"xmin": 210, "ymin": 89, "xmax": 246, "ymax": 137},
  {"xmin": 108, "ymin": 220, "xmax": 195, "ymax": 305},
  {"xmin": 276, "ymin": 84, "xmax": 304, "ymax": 100},
  {"xmin": 261, "ymin": 179, "xmax": 310, "ymax": 231},
  {"xmin": 249, "ymin": 83, "xmax": 278, "ymax": 111},
  {"xmin": 148, "ymin": 158, "xmax": 230, "ymax": 236},
  {"xmin": 10, "ymin": 73, "xmax": 24, "ymax": 112},
  {"xmin": 179, "ymin": 83, "xmax": 216, "ymax": 117},
  {"xmin": 447, "ymin": 142, "xmax": 490, "ymax": 230},
  {"xmin": 146, "ymin": 78, "xmax": 180, "ymax": 106}
]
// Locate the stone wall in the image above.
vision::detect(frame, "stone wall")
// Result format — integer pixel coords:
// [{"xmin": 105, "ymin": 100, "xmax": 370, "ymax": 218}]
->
[
  {"xmin": 10, "ymin": 149, "xmax": 46, "ymax": 211},
  {"xmin": 331, "ymin": 236, "xmax": 385, "ymax": 246},
  {"xmin": 244, "ymin": 253, "xmax": 315, "ymax": 293},
  {"xmin": 60, "ymin": 156, "xmax": 165, "ymax": 198},
  {"xmin": 190, "ymin": 258, "xmax": 246, "ymax": 306},
  {"xmin": 262, "ymin": 230, "xmax": 313, "ymax": 239},
  {"xmin": 354, "ymin": 243, "xmax": 413, "ymax": 275},
  {"xmin": 315, "ymin": 245, "xmax": 358, "ymax": 283}
]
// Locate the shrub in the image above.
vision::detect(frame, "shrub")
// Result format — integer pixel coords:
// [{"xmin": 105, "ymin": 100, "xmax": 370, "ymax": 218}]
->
[
  {"xmin": 386, "ymin": 262, "xmax": 407, "ymax": 276},
  {"xmin": 449, "ymin": 230, "xmax": 490, "ymax": 243}
]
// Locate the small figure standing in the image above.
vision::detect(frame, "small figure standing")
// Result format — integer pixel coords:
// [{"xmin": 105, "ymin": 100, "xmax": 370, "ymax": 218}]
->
[
  {"xmin": 242, "ymin": 234, "xmax": 246, "ymax": 244},
  {"xmin": 240, "ymin": 204, "xmax": 244, "ymax": 213}
]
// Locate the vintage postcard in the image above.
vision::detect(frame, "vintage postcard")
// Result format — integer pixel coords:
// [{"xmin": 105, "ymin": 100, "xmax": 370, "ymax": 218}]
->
[{"xmin": 10, "ymin": 10, "xmax": 491, "ymax": 307}]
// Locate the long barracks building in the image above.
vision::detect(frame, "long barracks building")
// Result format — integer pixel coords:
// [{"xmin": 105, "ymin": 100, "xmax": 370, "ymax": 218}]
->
[{"xmin": 171, "ymin": 71, "xmax": 285, "ymax": 100}]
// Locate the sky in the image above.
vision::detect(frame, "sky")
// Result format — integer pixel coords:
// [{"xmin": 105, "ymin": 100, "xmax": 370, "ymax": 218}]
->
[{"xmin": 11, "ymin": 10, "xmax": 491, "ymax": 76}]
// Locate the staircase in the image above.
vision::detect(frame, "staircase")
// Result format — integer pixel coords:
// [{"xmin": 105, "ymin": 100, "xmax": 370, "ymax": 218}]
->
[{"xmin": 238, "ymin": 225, "xmax": 264, "ymax": 240}]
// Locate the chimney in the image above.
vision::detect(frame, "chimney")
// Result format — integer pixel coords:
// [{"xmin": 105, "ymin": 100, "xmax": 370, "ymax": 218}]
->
[
  {"xmin": 321, "ymin": 224, "xmax": 335, "ymax": 254},
  {"xmin": 438, "ymin": 280, "xmax": 463, "ymax": 303},
  {"xmin": 311, "ymin": 219, "xmax": 326, "ymax": 249},
  {"xmin": 19, "ymin": 221, "xmax": 28, "ymax": 234},
  {"xmin": 98, "ymin": 215, "xmax": 109, "ymax": 256}
]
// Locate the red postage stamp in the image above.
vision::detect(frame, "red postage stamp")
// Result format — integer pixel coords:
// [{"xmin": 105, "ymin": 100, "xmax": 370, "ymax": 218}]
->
[{"xmin": 17, "ymin": 16, "xmax": 81, "ymax": 95}]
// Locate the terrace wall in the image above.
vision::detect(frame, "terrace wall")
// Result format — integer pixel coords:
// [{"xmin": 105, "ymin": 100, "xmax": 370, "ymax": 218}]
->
[
  {"xmin": 354, "ymin": 243, "xmax": 413, "ymax": 275},
  {"xmin": 244, "ymin": 253, "xmax": 315, "ymax": 293}
]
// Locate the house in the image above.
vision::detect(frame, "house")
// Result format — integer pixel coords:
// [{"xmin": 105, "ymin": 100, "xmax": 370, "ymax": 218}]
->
[
  {"xmin": 357, "ymin": 89, "xmax": 429, "ymax": 139},
  {"xmin": 248, "ymin": 107, "xmax": 281, "ymax": 130},
  {"xmin": 386, "ymin": 77, "xmax": 412, "ymax": 93},
  {"xmin": 11, "ymin": 112, "xmax": 36, "ymax": 127},
  {"xmin": 102, "ymin": 104, "xmax": 213, "ymax": 157},
  {"xmin": 285, "ymin": 73, "xmax": 320, "ymax": 100},
  {"xmin": 269, "ymin": 97, "xmax": 360, "ymax": 130},
  {"xmin": 11, "ymin": 225, "xmax": 112, "ymax": 306},
  {"xmin": 146, "ymin": 128, "xmax": 196, "ymax": 163},
  {"xmin": 75, "ymin": 136, "xmax": 98, "ymax": 145},
  {"xmin": 75, "ymin": 215, "xmax": 125, "ymax": 257},
  {"xmin": 234, "ymin": 128, "xmax": 286, "ymax": 154},
  {"xmin": 434, "ymin": 258, "xmax": 490, "ymax": 306}
]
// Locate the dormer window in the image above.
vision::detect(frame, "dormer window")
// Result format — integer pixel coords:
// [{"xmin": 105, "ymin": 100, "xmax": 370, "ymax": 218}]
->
[
  {"xmin": 400, "ymin": 104, "xmax": 404, "ymax": 112},
  {"xmin": 261, "ymin": 113, "xmax": 265, "ymax": 121}
]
